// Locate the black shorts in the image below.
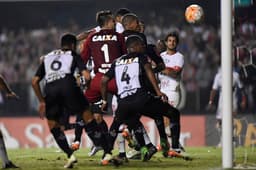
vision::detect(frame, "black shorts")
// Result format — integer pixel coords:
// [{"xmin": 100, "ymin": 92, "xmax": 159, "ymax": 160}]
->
[
  {"xmin": 115, "ymin": 91, "xmax": 179, "ymax": 124},
  {"xmin": 44, "ymin": 77, "xmax": 89, "ymax": 121}
]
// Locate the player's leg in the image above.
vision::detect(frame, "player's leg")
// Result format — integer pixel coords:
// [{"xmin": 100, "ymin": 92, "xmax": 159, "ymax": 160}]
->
[
  {"xmin": 0, "ymin": 131, "xmax": 18, "ymax": 169},
  {"xmin": 71, "ymin": 114, "xmax": 85, "ymax": 151},
  {"xmin": 142, "ymin": 96, "xmax": 181, "ymax": 152}
]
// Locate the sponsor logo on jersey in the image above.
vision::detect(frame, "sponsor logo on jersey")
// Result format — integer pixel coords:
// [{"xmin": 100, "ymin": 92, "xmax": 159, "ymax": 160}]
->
[
  {"xmin": 92, "ymin": 35, "xmax": 117, "ymax": 42},
  {"xmin": 115, "ymin": 57, "xmax": 139, "ymax": 66}
]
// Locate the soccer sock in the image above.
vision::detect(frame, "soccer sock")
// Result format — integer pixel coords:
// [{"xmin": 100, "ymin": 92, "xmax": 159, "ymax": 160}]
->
[
  {"xmin": 117, "ymin": 133, "xmax": 126, "ymax": 155},
  {"xmin": 108, "ymin": 118, "xmax": 121, "ymax": 151},
  {"xmin": 50, "ymin": 128, "xmax": 73, "ymax": 157},
  {"xmin": 74, "ymin": 120, "xmax": 84, "ymax": 142},
  {"xmin": 0, "ymin": 136, "xmax": 9, "ymax": 166},
  {"xmin": 85, "ymin": 119, "xmax": 111, "ymax": 154},
  {"xmin": 170, "ymin": 123, "xmax": 180, "ymax": 149},
  {"xmin": 130, "ymin": 121, "xmax": 146, "ymax": 147},
  {"xmin": 154, "ymin": 117, "xmax": 168, "ymax": 141}
]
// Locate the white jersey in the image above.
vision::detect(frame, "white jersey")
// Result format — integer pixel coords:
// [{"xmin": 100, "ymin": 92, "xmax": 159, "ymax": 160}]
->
[
  {"xmin": 159, "ymin": 51, "xmax": 184, "ymax": 91},
  {"xmin": 115, "ymin": 22, "xmax": 124, "ymax": 33},
  {"xmin": 158, "ymin": 51, "xmax": 184, "ymax": 107},
  {"xmin": 212, "ymin": 69, "xmax": 243, "ymax": 119}
]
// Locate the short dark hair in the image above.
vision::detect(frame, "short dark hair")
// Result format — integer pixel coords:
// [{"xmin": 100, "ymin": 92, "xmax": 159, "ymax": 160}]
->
[
  {"xmin": 165, "ymin": 31, "xmax": 179, "ymax": 44},
  {"xmin": 122, "ymin": 13, "xmax": 138, "ymax": 28},
  {"xmin": 61, "ymin": 33, "xmax": 77, "ymax": 47},
  {"xmin": 115, "ymin": 8, "xmax": 131, "ymax": 17},
  {"xmin": 125, "ymin": 35, "xmax": 144, "ymax": 47},
  {"xmin": 96, "ymin": 10, "xmax": 113, "ymax": 27}
]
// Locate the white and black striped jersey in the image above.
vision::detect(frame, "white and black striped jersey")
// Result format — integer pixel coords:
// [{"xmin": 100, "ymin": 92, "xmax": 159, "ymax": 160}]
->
[
  {"xmin": 35, "ymin": 49, "xmax": 86, "ymax": 84},
  {"xmin": 105, "ymin": 52, "xmax": 149, "ymax": 99}
]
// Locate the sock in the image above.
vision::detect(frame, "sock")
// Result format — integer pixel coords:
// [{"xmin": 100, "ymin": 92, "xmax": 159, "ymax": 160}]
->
[
  {"xmin": 117, "ymin": 133, "xmax": 126, "ymax": 155},
  {"xmin": 98, "ymin": 119, "xmax": 108, "ymax": 135},
  {"xmin": 170, "ymin": 123, "xmax": 180, "ymax": 149},
  {"xmin": 108, "ymin": 118, "xmax": 122, "ymax": 151},
  {"xmin": 0, "ymin": 136, "xmax": 9, "ymax": 166},
  {"xmin": 50, "ymin": 128, "xmax": 73, "ymax": 157},
  {"xmin": 131, "ymin": 122, "xmax": 146, "ymax": 147},
  {"xmin": 85, "ymin": 119, "xmax": 111, "ymax": 154},
  {"xmin": 74, "ymin": 120, "xmax": 84, "ymax": 142}
]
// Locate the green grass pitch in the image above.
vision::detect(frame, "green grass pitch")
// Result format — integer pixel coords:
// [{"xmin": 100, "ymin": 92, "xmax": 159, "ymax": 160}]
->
[{"xmin": 5, "ymin": 147, "xmax": 256, "ymax": 170}]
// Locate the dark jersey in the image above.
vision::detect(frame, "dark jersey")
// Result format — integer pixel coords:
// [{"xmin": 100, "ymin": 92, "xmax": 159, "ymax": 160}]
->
[
  {"xmin": 35, "ymin": 49, "xmax": 86, "ymax": 83},
  {"xmin": 105, "ymin": 52, "xmax": 149, "ymax": 99},
  {"xmin": 122, "ymin": 30, "xmax": 163, "ymax": 65},
  {"xmin": 81, "ymin": 29, "xmax": 127, "ymax": 74},
  {"xmin": 35, "ymin": 49, "xmax": 89, "ymax": 120}
]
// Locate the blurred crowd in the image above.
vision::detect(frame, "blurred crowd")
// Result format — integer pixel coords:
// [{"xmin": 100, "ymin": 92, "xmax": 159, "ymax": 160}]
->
[{"xmin": 0, "ymin": 18, "xmax": 255, "ymax": 113}]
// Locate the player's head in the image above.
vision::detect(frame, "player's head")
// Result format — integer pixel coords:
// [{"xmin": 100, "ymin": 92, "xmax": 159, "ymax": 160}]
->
[
  {"xmin": 115, "ymin": 8, "xmax": 131, "ymax": 22},
  {"xmin": 165, "ymin": 32, "xmax": 179, "ymax": 51},
  {"xmin": 61, "ymin": 33, "xmax": 77, "ymax": 50},
  {"xmin": 126, "ymin": 35, "xmax": 146, "ymax": 53},
  {"xmin": 96, "ymin": 10, "xmax": 115, "ymax": 29},
  {"xmin": 122, "ymin": 13, "xmax": 140, "ymax": 32},
  {"xmin": 156, "ymin": 39, "xmax": 167, "ymax": 53}
]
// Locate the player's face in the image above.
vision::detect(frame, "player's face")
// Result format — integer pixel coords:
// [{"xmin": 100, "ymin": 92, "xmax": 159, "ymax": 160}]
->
[
  {"xmin": 166, "ymin": 36, "xmax": 177, "ymax": 51},
  {"xmin": 135, "ymin": 42, "xmax": 146, "ymax": 53},
  {"xmin": 130, "ymin": 19, "xmax": 140, "ymax": 32}
]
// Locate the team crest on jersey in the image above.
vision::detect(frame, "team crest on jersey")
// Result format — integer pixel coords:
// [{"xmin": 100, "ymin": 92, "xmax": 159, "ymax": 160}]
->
[
  {"xmin": 92, "ymin": 35, "xmax": 117, "ymax": 42},
  {"xmin": 116, "ymin": 57, "xmax": 139, "ymax": 66},
  {"xmin": 51, "ymin": 61, "xmax": 62, "ymax": 71}
]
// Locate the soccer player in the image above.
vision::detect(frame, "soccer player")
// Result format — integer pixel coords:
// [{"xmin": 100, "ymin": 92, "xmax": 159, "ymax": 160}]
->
[
  {"xmin": 114, "ymin": 8, "xmax": 131, "ymax": 33},
  {"xmin": 0, "ymin": 75, "xmax": 19, "ymax": 169},
  {"xmin": 208, "ymin": 66, "xmax": 246, "ymax": 147},
  {"xmin": 121, "ymin": 13, "xmax": 169, "ymax": 157},
  {"xmin": 32, "ymin": 33, "xmax": 113, "ymax": 168},
  {"xmin": 80, "ymin": 10, "xmax": 126, "ymax": 155},
  {"xmin": 158, "ymin": 32, "xmax": 185, "ymax": 153},
  {"xmin": 101, "ymin": 35, "xmax": 169, "ymax": 161}
]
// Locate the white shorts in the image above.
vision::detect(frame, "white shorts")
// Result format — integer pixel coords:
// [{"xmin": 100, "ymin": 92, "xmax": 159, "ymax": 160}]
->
[{"xmin": 160, "ymin": 89, "xmax": 180, "ymax": 108}]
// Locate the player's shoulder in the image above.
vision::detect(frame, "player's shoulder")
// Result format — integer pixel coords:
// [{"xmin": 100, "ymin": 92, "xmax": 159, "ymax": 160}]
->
[{"xmin": 160, "ymin": 51, "xmax": 167, "ymax": 57}]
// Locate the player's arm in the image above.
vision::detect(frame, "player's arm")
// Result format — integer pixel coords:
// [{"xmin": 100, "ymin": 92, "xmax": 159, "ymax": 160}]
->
[
  {"xmin": 76, "ymin": 29, "xmax": 94, "ymax": 41},
  {"xmin": 73, "ymin": 52, "xmax": 91, "ymax": 86},
  {"xmin": 101, "ymin": 63, "xmax": 115, "ymax": 112},
  {"xmin": 208, "ymin": 89, "xmax": 217, "ymax": 106},
  {"xmin": 31, "ymin": 63, "xmax": 45, "ymax": 119},
  {"xmin": 144, "ymin": 62, "xmax": 168, "ymax": 102},
  {"xmin": 0, "ymin": 75, "xmax": 18, "ymax": 99},
  {"xmin": 161, "ymin": 66, "xmax": 182, "ymax": 79},
  {"xmin": 146, "ymin": 44, "xmax": 165, "ymax": 73}
]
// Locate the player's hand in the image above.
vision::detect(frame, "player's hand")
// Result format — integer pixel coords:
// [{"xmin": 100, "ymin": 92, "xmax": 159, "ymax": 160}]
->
[
  {"xmin": 38, "ymin": 102, "xmax": 46, "ymax": 119},
  {"xmin": 6, "ymin": 91, "xmax": 19, "ymax": 100},
  {"xmin": 157, "ymin": 92, "xmax": 168, "ymax": 103},
  {"xmin": 101, "ymin": 100, "xmax": 108, "ymax": 113}
]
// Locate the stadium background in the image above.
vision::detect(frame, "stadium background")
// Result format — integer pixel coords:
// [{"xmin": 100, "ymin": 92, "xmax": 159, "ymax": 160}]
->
[{"xmin": 0, "ymin": 0, "xmax": 255, "ymax": 148}]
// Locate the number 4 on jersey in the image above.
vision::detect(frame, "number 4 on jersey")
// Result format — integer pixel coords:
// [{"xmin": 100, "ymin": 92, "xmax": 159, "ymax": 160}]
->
[{"xmin": 121, "ymin": 66, "xmax": 131, "ymax": 84}]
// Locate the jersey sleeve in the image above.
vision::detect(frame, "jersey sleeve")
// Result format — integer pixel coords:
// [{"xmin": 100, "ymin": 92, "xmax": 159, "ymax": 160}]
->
[
  {"xmin": 35, "ymin": 62, "xmax": 45, "ymax": 80},
  {"xmin": 212, "ymin": 74, "xmax": 219, "ymax": 90},
  {"xmin": 140, "ymin": 54, "xmax": 149, "ymax": 67},
  {"xmin": 174, "ymin": 54, "xmax": 184, "ymax": 71},
  {"xmin": 72, "ymin": 52, "xmax": 87, "ymax": 72}
]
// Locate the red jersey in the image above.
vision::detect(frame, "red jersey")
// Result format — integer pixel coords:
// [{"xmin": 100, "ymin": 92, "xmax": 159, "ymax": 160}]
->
[{"xmin": 81, "ymin": 29, "xmax": 127, "ymax": 74}]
